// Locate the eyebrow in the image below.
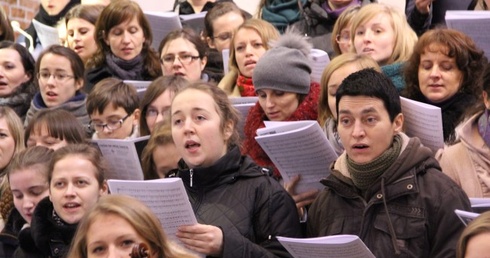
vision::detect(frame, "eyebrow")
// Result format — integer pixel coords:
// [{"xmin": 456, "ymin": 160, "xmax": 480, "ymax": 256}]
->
[
  {"xmin": 338, "ymin": 106, "xmax": 378, "ymax": 115},
  {"xmin": 172, "ymin": 107, "xmax": 209, "ymax": 116}
]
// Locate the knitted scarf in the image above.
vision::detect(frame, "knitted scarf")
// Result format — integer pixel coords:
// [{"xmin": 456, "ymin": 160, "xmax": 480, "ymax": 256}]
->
[
  {"xmin": 24, "ymin": 91, "xmax": 90, "ymax": 136},
  {"xmin": 105, "ymin": 53, "xmax": 145, "ymax": 80},
  {"xmin": 261, "ymin": 0, "xmax": 307, "ymax": 32},
  {"xmin": 424, "ymin": 92, "xmax": 476, "ymax": 144},
  {"xmin": 236, "ymin": 74, "xmax": 256, "ymax": 97},
  {"xmin": 0, "ymin": 81, "xmax": 37, "ymax": 121},
  {"xmin": 322, "ymin": 0, "xmax": 361, "ymax": 19},
  {"xmin": 478, "ymin": 109, "xmax": 490, "ymax": 147},
  {"xmin": 347, "ymin": 134, "xmax": 402, "ymax": 191},
  {"xmin": 25, "ymin": 0, "xmax": 80, "ymax": 49},
  {"xmin": 242, "ymin": 82, "xmax": 320, "ymax": 178}
]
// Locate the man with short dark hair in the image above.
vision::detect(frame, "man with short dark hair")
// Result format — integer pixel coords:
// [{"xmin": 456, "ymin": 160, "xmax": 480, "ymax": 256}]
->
[{"xmin": 307, "ymin": 68, "xmax": 471, "ymax": 257}]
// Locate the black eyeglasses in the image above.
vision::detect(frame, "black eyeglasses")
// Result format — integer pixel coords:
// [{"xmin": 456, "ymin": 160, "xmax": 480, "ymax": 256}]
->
[
  {"xmin": 160, "ymin": 54, "xmax": 200, "ymax": 66},
  {"xmin": 89, "ymin": 113, "xmax": 132, "ymax": 133}
]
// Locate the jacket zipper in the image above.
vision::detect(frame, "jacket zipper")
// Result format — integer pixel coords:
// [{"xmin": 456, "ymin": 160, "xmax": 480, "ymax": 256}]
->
[{"xmin": 190, "ymin": 169, "xmax": 193, "ymax": 187}]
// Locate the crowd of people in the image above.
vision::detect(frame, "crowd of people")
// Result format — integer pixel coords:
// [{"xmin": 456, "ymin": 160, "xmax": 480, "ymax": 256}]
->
[{"xmin": 0, "ymin": 0, "xmax": 489, "ymax": 257}]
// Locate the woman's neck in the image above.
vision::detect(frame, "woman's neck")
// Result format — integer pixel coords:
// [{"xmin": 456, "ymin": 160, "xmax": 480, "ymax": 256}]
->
[{"xmin": 190, "ymin": 0, "xmax": 214, "ymax": 13}]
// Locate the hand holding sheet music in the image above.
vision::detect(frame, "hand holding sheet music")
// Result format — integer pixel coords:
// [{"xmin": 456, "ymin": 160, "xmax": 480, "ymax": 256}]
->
[{"xmin": 255, "ymin": 121, "xmax": 337, "ymax": 193}]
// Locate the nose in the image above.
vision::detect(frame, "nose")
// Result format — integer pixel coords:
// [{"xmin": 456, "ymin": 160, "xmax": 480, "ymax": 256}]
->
[
  {"xmin": 362, "ymin": 30, "xmax": 372, "ymax": 43},
  {"xmin": 155, "ymin": 112, "xmax": 164, "ymax": 124},
  {"xmin": 172, "ymin": 56, "xmax": 182, "ymax": 67},
  {"xmin": 102, "ymin": 125, "xmax": 113, "ymax": 134},
  {"xmin": 122, "ymin": 31, "xmax": 131, "ymax": 43},
  {"xmin": 64, "ymin": 183, "xmax": 76, "ymax": 197},
  {"xmin": 429, "ymin": 66, "xmax": 441, "ymax": 79},
  {"xmin": 46, "ymin": 74, "xmax": 57, "ymax": 85},
  {"xmin": 351, "ymin": 120, "xmax": 365, "ymax": 138},
  {"xmin": 183, "ymin": 119, "xmax": 194, "ymax": 135},
  {"xmin": 265, "ymin": 95, "xmax": 275, "ymax": 109},
  {"xmin": 244, "ymin": 43, "xmax": 253, "ymax": 56},
  {"xmin": 107, "ymin": 245, "xmax": 125, "ymax": 258},
  {"xmin": 23, "ymin": 197, "xmax": 35, "ymax": 211},
  {"xmin": 73, "ymin": 31, "xmax": 81, "ymax": 41}
]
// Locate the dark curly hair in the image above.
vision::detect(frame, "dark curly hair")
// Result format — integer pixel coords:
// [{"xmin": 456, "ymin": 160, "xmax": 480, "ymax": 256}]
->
[{"xmin": 403, "ymin": 28, "xmax": 487, "ymax": 100}]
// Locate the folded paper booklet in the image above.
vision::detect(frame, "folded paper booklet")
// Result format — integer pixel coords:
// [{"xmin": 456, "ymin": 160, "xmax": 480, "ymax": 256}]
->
[
  {"xmin": 108, "ymin": 178, "xmax": 203, "ymax": 257},
  {"xmin": 32, "ymin": 19, "xmax": 60, "ymax": 48},
  {"xmin": 91, "ymin": 135, "xmax": 149, "ymax": 180},
  {"xmin": 446, "ymin": 11, "xmax": 490, "ymax": 59},
  {"xmin": 400, "ymin": 97, "xmax": 444, "ymax": 153},
  {"xmin": 277, "ymin": 235, "xmax": 375, "ymax": 258},
  {"xmin": 469, "ymin": 198, "xmax": 490, "ymax": 213},
  {"xmin": 255, "ymin": 120, "xmax": 337, "ymax": 193},
  {"xmin": 455, "ymin": 209, "xmax": 480, "ymax": 227},
  {"xmin": 180, "ymin": 12, "xmax": 207, "ymax": 34},
  {"xmin": 123, "ymin": 80, "xmax": 152, "ymax": 101},
  {"xmin": 310, "ymin": 49, "xmax": 330, "ymax": 84},
  {"xmin": 230, "ymin": 97, "xmax": 258, "ymax": 139},
  {"xmin": 144, "ymin": 11, "xmax": 182, "ymax": 52}
]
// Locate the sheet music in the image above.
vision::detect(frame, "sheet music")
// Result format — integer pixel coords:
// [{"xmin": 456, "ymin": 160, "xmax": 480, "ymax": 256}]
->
[
  {"xmin": 230, "ymin": 97, "xmax": 258, "ymax": 140},
  {"xmin": 310, "ymin": 49, "xmax": 330, "ymax": 83},
  {"xmin": 400, "ymin": 97, "xmax": 444, "ymax": 152},
  {"xmin": 32, "ymin": 19, "xmax": 60, "ymax": 48},
  {"xmin": 255, "ymin": 121, "xmax": 337, "ymax": 193},
  {"xmin": 144, "ymin": 11, "xmax": 182, "ymax": 51},
  {"xmin": 455, "ymin": 209, "xmax": 480, "ymax": 226},
  {"xmin": 277, "ymin": 235, "xmax": 375, "ymax": 258},
  {"xmin": 446, "ymin": 11, "xmax": 490, "ymax": 59},
  {"xmin": 222, "ymin": 48, "xmax": 230, "ymax": 75},
  {"xmin": 107, "ymin": 178, "xmax": 203, "ymax": 257},
  {"xmin": 91, "ymin": 136, "xmax": 149, "ymax": 180},
  {"xmin": 123, "ymin": 80, "xmax": 151, "ymax": 101}
]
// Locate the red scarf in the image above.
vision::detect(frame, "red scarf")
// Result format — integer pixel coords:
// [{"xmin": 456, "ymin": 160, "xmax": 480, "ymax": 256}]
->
[
  {"xmin": 242, "ymin": 82, "xmax": 320, "ymax": 178},
  {"xmin": 236, "ymin": 74, "xmax": 256, "ymax": 97}
]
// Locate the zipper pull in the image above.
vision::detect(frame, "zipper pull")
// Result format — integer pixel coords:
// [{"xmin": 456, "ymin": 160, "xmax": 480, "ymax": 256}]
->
[{"xmin": 190, "ymin": 169, "xmax": 193, "ymax": 187}]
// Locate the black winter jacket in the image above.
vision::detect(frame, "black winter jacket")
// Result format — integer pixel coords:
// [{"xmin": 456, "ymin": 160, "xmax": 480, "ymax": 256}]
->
[
  {"xmin": 13, "ymin": 197, "xmax": 77, "ymax": 258},
  {"xmin": 177, "ymin": 146, "xmax": 303, "ymax": 257},
  {"xmin": 307, "ymin": 134, "xmax": 471, "ymax": 257}
]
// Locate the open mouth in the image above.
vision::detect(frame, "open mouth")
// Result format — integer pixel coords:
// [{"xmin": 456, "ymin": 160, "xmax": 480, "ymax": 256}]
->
[
  {"xmin": 46, "ymin": 91, "xmax": 57, "ymax": 97},
  {"xmin": 185, "ymin": 140, "xmax": 200, "ymax": 149},
  {"xmin": 353, "ymin": 144, "xmax": 369, "ymax": 149},
  {"xmin": 0, "ymin": 82, "xmax": 7, "ymax": 86},
  {"xmin": 174, "ymin": 72, "xmax": 185, "ymax": 76},
  {"xmin": 244, "ymin": 60, "xmax": 256, "ymax": 67},
  {"xmin": 63, "ymin": 203, "xmax": 81, "ymax": 209}
]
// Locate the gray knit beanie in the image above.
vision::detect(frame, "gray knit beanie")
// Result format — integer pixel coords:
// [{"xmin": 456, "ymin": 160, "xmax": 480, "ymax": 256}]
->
[{"xmin": 253, "ymin": 31, "xmax": 312, "ymax": 95}]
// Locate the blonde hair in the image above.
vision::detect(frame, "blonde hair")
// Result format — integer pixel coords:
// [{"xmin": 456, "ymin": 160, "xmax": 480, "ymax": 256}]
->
[
  {"xmin": 219, "ymin": 19, "xmax": 279, "ymax": 95},
  {"xmin": 68, "ymin": 195, "xmax": 197, "ymax": 258},
  {"xmin": 0, "ymin": 106, "xmax": 25, "ymax": 221},
  {"xmin": 457, "ymin": 211, "xmax": 490, "ymax": 258},
  {"xmin": 318, "ymin": 53, "xmax": 381, "ymax": 125},
  {"xmin": 350, "ymin": 3, "xmax": 417, "ymax": 64}
]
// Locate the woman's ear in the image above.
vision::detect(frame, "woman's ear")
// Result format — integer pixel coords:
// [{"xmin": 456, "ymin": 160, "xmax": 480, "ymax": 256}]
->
[
  {"xmin": 100, "ymin": 180, "xmax": 109, "ymax": 195},
  {"xmin": 223, "ymin": 121, "xmax": 233, "ymax": 141},
  {"xmin": 200, "ymin": 56, "xmax": 208, "ymax": 71}
]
